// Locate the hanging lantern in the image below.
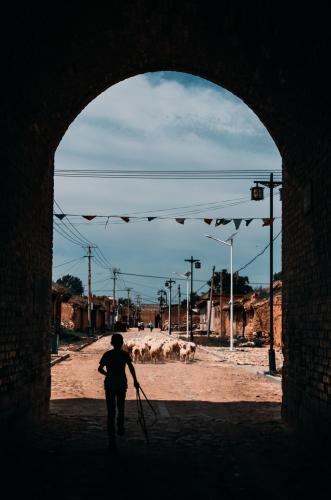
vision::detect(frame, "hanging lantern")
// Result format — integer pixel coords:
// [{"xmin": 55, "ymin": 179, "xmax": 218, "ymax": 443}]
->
[
  {"xmin": 250, "ymin": 182, "xmax": 264, "ymax": 201},
  {"xmin": 279, "ymin": 187, "xmax": 283, "ymax": 201},
  {"xmin": 165, "ymin": 281, "xmax": 169, "ymax": 287},
  {"xmin": 195, "ymin": 261, "xmax": 201, "ymax": 269}
]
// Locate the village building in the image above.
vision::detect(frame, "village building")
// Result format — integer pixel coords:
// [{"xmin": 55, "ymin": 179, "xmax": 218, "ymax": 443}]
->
[
  {"xmin": 196, "ymin": 281, "xmax": 282, "ymax": 349},
  {"xmin": 51, "ymin": 282, "xmax": 72, "ymax": 353},
  {"xmin": 61, "ymin": 295, "xmax": 115, "ymax": 334},
  {"xmin": 139, "ymin": 304, "xmax": 160, "ymax": 327}
]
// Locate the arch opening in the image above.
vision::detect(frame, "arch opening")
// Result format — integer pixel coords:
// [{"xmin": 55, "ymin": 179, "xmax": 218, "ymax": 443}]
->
[{"xmin": 51, "ymin": 71, "xmax": 283, "ymax": 439}]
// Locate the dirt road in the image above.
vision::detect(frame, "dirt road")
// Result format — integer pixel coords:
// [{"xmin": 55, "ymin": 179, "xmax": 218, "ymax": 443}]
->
[{"xmin": 4, "ymin": 332, "xmax": 328, "ymax": 500}]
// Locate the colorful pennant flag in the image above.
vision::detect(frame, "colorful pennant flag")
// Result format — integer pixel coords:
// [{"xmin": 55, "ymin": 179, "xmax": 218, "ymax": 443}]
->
[
  {"xmin": 147, "ymin": 217, "xmax": 156, "ymax": 221},
  {"xmin": 82, "ymin": 215, "xmax": 96, "ymax": 221},
  {"xmin": 245, "ymin": 219, "xmax": 253, "ymax": 226},
  {"xmin": 233, "ymin": 219, "xmax": 242, "ymax": 230},
  {"xmin": 121, "ymin": 217, "xmax": 130, "ymax": 223},
  {"xmin": 262, "ymin": 218, "xmax": 274, "ymax": 226},
  {"xmin": 175, "ymin": 218, "xmax": 185, "ymax": 225},
  {"xmin": 54, "ymin": 213, "xmax": 66, "ymax": 220},
  {"xmin": 204, "ymin": 218, "xmax": 213, "ymax": 225},
  {"xmin": 222, "ymin": 219, "xmax": 231, "ymax": 225}
]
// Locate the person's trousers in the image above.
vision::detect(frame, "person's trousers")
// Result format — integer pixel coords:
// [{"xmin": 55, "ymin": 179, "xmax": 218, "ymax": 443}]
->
[{"xmin": 105, "ymin": 387, "xmax": 126, "ymax": 436}]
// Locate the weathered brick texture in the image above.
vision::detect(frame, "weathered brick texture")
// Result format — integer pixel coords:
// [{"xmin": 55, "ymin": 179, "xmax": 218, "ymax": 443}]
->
[{"xmin": 1, "ymin": 3, "xmax": 330, "ymax": 434}]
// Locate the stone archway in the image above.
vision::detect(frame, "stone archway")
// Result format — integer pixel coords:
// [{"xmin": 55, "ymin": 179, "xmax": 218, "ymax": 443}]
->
[{"xmin": 1, "ymin": 4, "xmax": 331, "ymax": 433}]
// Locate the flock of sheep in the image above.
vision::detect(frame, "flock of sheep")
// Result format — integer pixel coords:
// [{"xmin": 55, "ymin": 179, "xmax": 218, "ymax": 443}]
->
[{"xmin": 123, "ymin": 335, "xmax": 197, "ymax": 364}]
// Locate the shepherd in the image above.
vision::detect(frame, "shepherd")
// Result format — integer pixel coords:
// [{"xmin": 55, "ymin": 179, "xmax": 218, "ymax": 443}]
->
[{"xmin": 98, "ymin": 333, "xmax": 140, "ymax": 449}]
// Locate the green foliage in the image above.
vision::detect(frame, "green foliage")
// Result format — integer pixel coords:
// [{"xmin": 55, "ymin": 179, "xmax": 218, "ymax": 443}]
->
[
  {"xmin": 56, "ymin": 274, "xmax": 84, "ymax": 295},
  {"xmin": 181, "ymin": 291, "xmax": 201, "ymax": 307},
  {"xmin": 209, "ymin": 269, "xmax": 252, "ymax": 295}
]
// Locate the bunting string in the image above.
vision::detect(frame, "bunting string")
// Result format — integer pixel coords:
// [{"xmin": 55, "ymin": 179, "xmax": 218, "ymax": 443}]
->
[{"xmin": 54, "ymin": 213, "xmax": 279, "ymax": 227}]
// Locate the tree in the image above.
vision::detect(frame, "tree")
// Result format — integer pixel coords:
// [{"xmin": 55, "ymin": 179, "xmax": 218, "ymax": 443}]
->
[
  {"xmin": 56, "ymin": 274, "xmax": 84, "ymax": 295},
  {"xmin": 273, "ymin": 270, "xmax": 282, "ymax": 280},
  {"xmin": 181, "ymin": 291, "xmax": 201, "ymax": 308},
  {"xmin": 208, "ymin": 269, "xmax": 253, "ymax": 295}
]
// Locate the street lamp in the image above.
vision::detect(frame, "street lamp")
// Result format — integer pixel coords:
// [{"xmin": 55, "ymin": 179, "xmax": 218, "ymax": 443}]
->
[
  {"xmin": 165, "ymin": 278, "xmax": 176, "ymax": 335},
  {"xmin": 157, "ymin": 289, "xmax": 167, "ymax": 330},
  {"xmin": 173, "ymin": 271, "xmax": 191, "ymax": 339},
  {"xmin": 250, "ymin": 172, "xmax": 282, "ymax": 373},
  {"xmin": 204, "ymin": 233, "xmax": 237, "ymax": 350},
  {"xmin": 184, "ymin": 257, "xmax": 201, "ymax": 342}
]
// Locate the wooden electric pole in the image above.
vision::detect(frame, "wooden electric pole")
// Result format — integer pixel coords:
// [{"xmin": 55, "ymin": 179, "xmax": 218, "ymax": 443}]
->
[
  {"xmin": 207, "ymin": 266, "xmax": 215, "ymax": 338},
  {"xmin": 126, "ymin": 287, "xmax": 132, "ymax": 328},
  {"xmin": 177, "ymin": 284, "xmax": 181, "ymax": 331},
  {"xmin": 86, "ymin": 245, "xmax": 96, "ymax": 337},
  {"xmin": 112, "ymin": 269, "xmax": 118, "ymax": 331}
]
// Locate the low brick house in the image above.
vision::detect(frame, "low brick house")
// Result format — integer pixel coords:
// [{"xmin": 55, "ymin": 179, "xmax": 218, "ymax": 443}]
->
[
  {"xmin": 51, "ymin": 282, "xmax": 72, "ymax": 333},
  {"xmin": 61, "ymin": 295, "xmax": 115, "ymax": 333},
  {"xmin": 51, "ymin": 282, "xmax": 72, "ymax": 352},
  {"xmin": 196, "ymin": 281, "xmax": 282, "ymax": 348}
]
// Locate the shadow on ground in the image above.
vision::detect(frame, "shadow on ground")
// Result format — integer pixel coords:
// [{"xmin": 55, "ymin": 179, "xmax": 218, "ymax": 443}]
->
[{"xmin": 2, "ymin": 399, "xmax": 329, "ymax": 499}]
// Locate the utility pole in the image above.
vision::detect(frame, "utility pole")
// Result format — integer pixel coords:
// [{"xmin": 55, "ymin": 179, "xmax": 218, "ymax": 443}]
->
[
  {"xmin": 85, "ymin": 245, "xmax": 96, "ymax": 337},
  {"xmin": 136, "ymin": 294, "xmax": 142, "ymax": 326},
  {"xmin": 207, "ymin": 266, "xmax": 215, "ymax": 338},
  {"xmin": 165, "ymin": 279, "xmax": 176, "ymax": 335},
  {"xmin": 112, "ymin": 268, "xmax": 118, "ymax": 331},
  {"xmin": 158, "ymin": 289, "xmax": 167, "ymax": 330},
  {"xmin": 269, "ymin": 173, "xmax": 276, "ymax": 372},
  {"xmin": 177, "ymin": 284, "xmax": 181, "ymax": 332},
  {"xmin": 184, "ymin": 256, "xmax": 201, "ymax": 342},
  {"xmin": 251, "ymin": 172, "xmax": 282, "ymax": 372},
  {"xmin": 219, "ymin": 271, "xmax": 223, "ymax": 337},
  {"xmin": 126, "ymin": 288, "xmax": 132, "ymax": 328}
]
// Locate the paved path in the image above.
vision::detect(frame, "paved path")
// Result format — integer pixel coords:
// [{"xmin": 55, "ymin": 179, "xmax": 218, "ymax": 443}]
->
[{"xmin": 4, "ymin": 333, "xmax": 329, "ymax": 499}]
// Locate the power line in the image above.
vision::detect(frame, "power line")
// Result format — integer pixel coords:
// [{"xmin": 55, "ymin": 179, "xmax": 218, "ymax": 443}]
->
[
  {"xmin": 235, "ymin": 230, "xmax": 282, "ymax": 273},
  {"xmin": 53, "ymin": 223, "xmax": 83, "ymax": 246},
  {"xmin": 53, "ymin": 257, "xmax": 85, "ymax": 268},
  {"xmin": 117, "ymin": 271, "xmax": 207, "ymax": 282},
  {"xmin": 54, "ymin": 201, "xmax": 91, "ymax": 245},
  {"xmin": 54, "ymin": 200, "xmax": 111, "ymax": 269},
  {"xmin": 54, "ymin": 168, "xmax": 282, "ymax": 180},
  {"xmin": 107, "ymin": 196, "xmax": 250, "ymax": 216}
]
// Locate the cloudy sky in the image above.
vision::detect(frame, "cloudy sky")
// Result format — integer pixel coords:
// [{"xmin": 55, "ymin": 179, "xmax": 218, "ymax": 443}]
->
[{"xmin": 53, "ymin": 71, "xmax": 282, "ymax": 303}]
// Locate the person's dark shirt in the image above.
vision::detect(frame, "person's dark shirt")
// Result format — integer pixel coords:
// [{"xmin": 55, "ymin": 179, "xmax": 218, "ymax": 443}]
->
[{"xmin": 99, "ymin": 349, "xmax": 132, "ymax": 390}]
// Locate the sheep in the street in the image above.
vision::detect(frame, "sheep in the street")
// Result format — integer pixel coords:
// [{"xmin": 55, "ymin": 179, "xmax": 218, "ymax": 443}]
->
[
  {"xmin": 132, "ymin": 344, "xmax": 141, "ymax": 363},
  {"xmin": 162, "ymin": 343, "xmax": 173, "ymax": 360},
  {"xmin": 180, "ymin": 345, "xmax": 189, "ymax": 363},
  {"xmin": 150, "ymin": 341, "xmax": 164, "ymax": 363}
]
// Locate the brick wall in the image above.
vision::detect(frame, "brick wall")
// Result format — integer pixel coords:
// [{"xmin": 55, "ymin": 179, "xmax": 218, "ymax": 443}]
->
[{"xmin": 1, "ymin": 4, "xmax": 331, "ymax": 434}]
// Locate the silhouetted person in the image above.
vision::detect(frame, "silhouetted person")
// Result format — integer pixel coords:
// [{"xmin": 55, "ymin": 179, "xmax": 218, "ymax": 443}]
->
[{"xmin": 98, "ymin": 333, "xmax": 139, "ymax": 449}]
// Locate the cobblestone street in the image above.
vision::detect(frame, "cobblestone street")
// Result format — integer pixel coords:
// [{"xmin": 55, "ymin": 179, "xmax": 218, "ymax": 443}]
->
[{"xmin": 4, "ymin": 332, "xmax": 329, "ymax": 499}]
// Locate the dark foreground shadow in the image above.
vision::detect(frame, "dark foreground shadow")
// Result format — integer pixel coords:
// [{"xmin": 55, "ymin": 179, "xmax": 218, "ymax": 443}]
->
[{"xmin": 2, "ymin": 398, "xmax": 329, "ymax": 500}]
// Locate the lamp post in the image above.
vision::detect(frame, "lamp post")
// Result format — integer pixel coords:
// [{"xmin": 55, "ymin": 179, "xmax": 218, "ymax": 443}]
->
[
  {"xmin": 173, "ymin": 271, "xmax": 191, "ymax": 339},
  {"xmin": 184, "ymin": 257, "xmax": 201, "ymax": 342},
  {"xmin": 157, "ymin": 289, "xmax": 167, "ymax": 330},
  {"xmin": 204, "ymin": 233, "xmax": 237, "ymax": 350},
  {"xmin": 250, "ymin": 172, "xmax": 282, "ymax": 373},
  {"xmin": 165, "ymin": 278, "xmax": 176, "ymax": 335}
]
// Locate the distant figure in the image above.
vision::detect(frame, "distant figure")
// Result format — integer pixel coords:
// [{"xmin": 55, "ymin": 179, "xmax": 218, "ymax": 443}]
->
[
  {"xmin": 98, "ymin": 333, "xmax": 139, "ymax": 449},
  {"xmin": 148, "ymin": 321, "xmax": 154, "ymax": 332}
]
